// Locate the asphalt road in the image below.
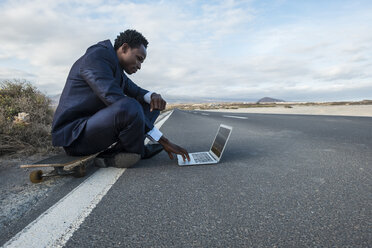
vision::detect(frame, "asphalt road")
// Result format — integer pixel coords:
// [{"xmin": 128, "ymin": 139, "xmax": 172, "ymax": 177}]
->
[{"xmin": 60, "ymin": 109, "xmax": 371, "ymax": 247}]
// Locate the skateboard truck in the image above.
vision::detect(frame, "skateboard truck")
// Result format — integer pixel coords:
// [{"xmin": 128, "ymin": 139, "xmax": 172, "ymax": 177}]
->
[{"xmin": 29, "ymin": 165, "xmax": 87, "ymax": 183}]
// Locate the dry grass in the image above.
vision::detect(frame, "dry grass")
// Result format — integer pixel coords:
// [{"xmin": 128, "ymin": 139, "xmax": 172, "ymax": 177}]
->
[{"xmin": 0, "ymin": 80, "xmax": 60, "ymax": 156}]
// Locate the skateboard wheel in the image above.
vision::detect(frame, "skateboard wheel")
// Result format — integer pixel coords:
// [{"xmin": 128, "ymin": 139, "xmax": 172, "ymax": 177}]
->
[
  {"xmin": 30, "ymin": 170, "xmax": 43, "ymax": 183},
  {"xmin": 73, "ymin": 165, "xmax": 86, "ymax": 178}
]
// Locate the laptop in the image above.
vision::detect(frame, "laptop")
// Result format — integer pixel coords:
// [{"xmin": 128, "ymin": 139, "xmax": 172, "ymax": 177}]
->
[{"xmin": 177, "ymin": 124, "xmax": 233, "ymax": 166}]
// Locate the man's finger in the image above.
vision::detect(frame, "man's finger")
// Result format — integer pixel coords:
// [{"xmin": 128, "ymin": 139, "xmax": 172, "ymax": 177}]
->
[
  {"xmin": 185, "ymin": 151, "xmax": 190, "ymax": 161},
  {"xmin": 157, "ymin": 101, "xmax": 161, "ymax": 110},
  {"xmin": 177, "ymin": 148, "xmax": 186, "ymax": 162},
  {"xmin": 182, "ymin": 150, "xmax": 189, "ymax": 161},
  {"xmin": 178, "ymin": 152, "xmax": 185, "ymax": 162},
  {"xmin": 152, "ymin": 99, "xmax": 159, "ymax": 110},
  {"xmin": 154, "ymin": 100, "xmax": 159, "ymax": 110},
  {"xmin": 167, "ymin": 151, "xmax": 174, "ymax": 160},
  {"xmin": 150, "ymin": 101, "xmax": 154, "ymax": 112},
  {"xmin": 161, "ymin": 101, "xmax": 166, "ymax": 110}
]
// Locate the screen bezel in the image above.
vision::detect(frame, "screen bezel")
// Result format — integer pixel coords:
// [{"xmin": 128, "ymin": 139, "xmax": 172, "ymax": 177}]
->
[{"xmin": 209, "ymin": 124, "xmax": 233, "ymax": 161}]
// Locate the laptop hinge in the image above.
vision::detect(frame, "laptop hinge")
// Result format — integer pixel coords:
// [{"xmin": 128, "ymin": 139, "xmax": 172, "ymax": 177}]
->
[{"xmin": 209, "ymin": 151, "xmax": 219, "ymax": 161}]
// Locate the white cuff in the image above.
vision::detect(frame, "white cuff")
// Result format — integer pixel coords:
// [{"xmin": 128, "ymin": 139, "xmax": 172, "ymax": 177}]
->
[
  {"xmin": 146, "ymin": 127, "xmax": 163, "ymax": 142},
  {"xmin": 144, "ymin": 91, "xmax": 154, "ymax": 104}
]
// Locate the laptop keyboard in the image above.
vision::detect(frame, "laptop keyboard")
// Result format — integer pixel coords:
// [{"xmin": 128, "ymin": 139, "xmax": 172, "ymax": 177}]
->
[{"xmin": 192, "ymin": 153, "xmax": 214, "ymax": 163}]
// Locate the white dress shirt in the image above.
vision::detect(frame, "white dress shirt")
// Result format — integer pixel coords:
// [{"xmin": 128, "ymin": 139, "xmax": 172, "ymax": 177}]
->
[{"xmin": 143, "ymin": 92, "xmax": 163, "ymax": 142}]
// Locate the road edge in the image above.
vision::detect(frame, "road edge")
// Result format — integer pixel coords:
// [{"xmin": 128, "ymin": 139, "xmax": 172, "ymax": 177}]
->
[{"xmin": 3, "ymin": 110, "xmax": 174, "ymax": 248}]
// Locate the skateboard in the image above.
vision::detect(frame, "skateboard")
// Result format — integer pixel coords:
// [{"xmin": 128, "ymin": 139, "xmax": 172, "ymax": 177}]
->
[{"xmin": 20, "ymin": 153, "xmax": 97, "ymax": 183}]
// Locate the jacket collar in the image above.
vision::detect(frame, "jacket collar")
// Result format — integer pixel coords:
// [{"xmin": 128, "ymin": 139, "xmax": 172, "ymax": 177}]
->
[{"xmin": 97, "ymin": 39, "xmax": 120, "ymax": 65}]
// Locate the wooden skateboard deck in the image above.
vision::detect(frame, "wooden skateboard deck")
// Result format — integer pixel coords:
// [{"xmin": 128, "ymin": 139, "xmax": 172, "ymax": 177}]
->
[
  {"xmin": 20, "ymin": 153, "xmax": 97, "ymax": 183},
  {"xmin": 20, "ymin": 154, "xmax": 96, "ymax": 169}
]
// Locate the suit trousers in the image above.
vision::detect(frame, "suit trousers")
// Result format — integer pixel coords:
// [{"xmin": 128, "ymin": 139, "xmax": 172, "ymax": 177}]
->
[{"xmin": 64, "ymin": 97, "xmax": 159, "ymax": 156}]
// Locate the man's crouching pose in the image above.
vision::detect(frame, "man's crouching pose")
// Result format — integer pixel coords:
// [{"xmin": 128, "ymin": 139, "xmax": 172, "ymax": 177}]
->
[{"xmin": 52, "ymin": 29, "xmax": 190, "ymax": 168}]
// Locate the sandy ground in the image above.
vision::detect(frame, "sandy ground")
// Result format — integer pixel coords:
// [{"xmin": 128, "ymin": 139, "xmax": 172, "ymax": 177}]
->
[{"xmin": 205, "ymin": 104, "xmax": 372, "ymax": 117}]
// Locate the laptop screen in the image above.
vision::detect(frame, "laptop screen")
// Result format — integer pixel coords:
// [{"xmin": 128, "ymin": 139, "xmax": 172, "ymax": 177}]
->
[{"xmin": 211, "ymin": 126, "xmax": 231, "ymax": 158}]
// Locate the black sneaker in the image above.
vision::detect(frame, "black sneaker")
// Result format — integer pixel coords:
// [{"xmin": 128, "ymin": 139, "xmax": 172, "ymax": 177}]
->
[
  {"xmin": 142, "ymin": 144, "xmax": 164, "ymax": 159},
  {"xmin": 95, "ymin": 152, "xmax": 140, "ymax": 168}
]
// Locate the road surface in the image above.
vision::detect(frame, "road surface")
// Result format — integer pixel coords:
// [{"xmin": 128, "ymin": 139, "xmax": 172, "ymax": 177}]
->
[{"xmin": 2, "ymin": 109, "xmax": 371, "ymax": 247}]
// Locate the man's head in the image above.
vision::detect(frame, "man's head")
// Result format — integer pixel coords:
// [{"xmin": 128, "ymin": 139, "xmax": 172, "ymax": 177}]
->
[{"xmin": 114, "ymin": 29, "xmax": 149, "ymax": 75}]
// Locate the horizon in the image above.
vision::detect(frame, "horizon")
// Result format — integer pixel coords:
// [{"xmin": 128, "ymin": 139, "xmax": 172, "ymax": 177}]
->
[
  {"xmin": 1, "ymin": 0, "xmax": 372, "ymax": 102},
  {"xmin": 48, "ymin": 92, "xmax": 371, "ymax": 105}
]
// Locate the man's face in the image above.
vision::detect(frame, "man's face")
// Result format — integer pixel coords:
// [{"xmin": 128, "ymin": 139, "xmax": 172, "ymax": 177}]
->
[{"xmin": 116, "ymin": 43, "xmax": 146, "ymax": 75}]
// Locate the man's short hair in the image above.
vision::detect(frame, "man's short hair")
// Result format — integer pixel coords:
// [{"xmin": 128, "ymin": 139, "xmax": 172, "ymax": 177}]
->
[{"xmin": 114, "ymin": 29, "xmax": 149, "ymax": 50}]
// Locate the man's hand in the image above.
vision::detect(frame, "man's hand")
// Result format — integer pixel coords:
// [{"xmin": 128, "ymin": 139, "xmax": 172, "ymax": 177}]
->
[
  {"xmin": 150, "ymin": 93, "xmax": 166, "ymax": 112},
  {"xmin": 158, "ymin": 136, "xmax": 190, "ymax": 162}
]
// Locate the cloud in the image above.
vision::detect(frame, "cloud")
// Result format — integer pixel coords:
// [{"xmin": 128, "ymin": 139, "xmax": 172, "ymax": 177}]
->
[
  {"xmin": 0, "ymin": 0, "xmax": 371, "ymax": 102},
  {"xmin": 0, "ymin": 67, "xmax": 37, "ymax": 80}
]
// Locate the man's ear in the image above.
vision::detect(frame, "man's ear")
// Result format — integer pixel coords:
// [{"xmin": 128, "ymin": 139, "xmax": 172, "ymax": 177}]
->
[{"xmin": 121, "ymin": 43, "xmax": 130, "ymax": 53}]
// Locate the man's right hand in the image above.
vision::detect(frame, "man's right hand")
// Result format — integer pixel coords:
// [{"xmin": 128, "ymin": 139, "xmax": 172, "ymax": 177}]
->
[{"xmin": 158, "ymin": 136, "xmax": 190, "ymax": 162}]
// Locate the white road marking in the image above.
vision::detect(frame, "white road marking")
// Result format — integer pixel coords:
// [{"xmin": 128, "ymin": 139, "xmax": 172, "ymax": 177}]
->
[
  {"xmin": 153, "ymin": 110, "xmax": 173, "ymax": 131},
  {"xmin": 4, "ymin": 111, "xmax": 173, "ymax": 248},
  {"xmin": 201, "ymin": 113, "xmax": 209, "ymax": 116},
  {"xmin": 222, "ymin": 115, "xmax": 248, "ymax": 119},
  {"xmin": 4, "ymin": 168, "xmax": 125, "ymax": 248}
]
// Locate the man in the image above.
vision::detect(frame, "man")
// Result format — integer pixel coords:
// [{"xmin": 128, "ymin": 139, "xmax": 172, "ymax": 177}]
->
[{"xmin": 52, "ymin": 29, "xmax": 190, "ymax": 168}]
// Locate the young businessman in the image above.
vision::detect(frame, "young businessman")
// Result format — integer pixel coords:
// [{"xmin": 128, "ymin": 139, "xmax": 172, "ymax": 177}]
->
[{"xmin": 52, "ymin": 29, "xmax": 190, "ymax": 167}]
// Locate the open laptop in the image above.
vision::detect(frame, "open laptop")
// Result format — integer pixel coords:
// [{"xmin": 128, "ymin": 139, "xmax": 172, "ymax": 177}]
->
[{"xmin": 177, "ymin": 124, "xmax": 233, "ymax": 166}]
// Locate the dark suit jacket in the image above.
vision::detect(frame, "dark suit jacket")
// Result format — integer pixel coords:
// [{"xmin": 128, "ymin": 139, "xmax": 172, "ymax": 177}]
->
[{"xmin": 52, "ymin": 40, "xmax": 151, "ymax": 147}]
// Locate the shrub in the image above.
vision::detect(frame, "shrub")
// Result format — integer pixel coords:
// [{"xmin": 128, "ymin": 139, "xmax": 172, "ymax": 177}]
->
[{"xmin": 0, "ymin": 79, "xmax": 57, "ymax": 155}]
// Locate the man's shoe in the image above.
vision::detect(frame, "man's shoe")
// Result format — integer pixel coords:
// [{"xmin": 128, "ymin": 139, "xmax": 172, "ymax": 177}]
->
[
  {"xmin": 142, "ymin": 144, "xmax": 164, "ymax": 159},
  {"xmin": 96, "ymin": 143, "xmax": 124, "ymax": 158},
  {"xmin": 95, "ymin": 152, "xmax": 140, "ymax": 168}
]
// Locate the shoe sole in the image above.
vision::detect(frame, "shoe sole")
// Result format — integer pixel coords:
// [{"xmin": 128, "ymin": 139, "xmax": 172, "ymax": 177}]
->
[
  {"xmin": 113, "ymin": 153, "xmax": 141, "ymax": 168},
  {"xmin": 95, "ymin": 153, "xmax": 140, "ymax": 168}
]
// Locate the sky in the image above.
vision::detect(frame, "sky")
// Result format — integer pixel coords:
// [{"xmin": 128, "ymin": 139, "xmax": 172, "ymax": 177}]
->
[{"xmin": 0, "ymin": 0, "xmax": 371, "ymax": 102}]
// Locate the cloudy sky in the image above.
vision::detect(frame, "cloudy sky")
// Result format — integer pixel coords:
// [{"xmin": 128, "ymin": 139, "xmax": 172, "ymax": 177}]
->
[{"xmin": 0, "ymin": 0, "xmax": 371, "ymax": 102}]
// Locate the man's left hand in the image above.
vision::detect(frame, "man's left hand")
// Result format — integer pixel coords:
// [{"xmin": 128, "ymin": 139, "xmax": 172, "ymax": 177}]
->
[{"xmin": 150, "ymin": 93, "xmax": 166, "ymax": 112}]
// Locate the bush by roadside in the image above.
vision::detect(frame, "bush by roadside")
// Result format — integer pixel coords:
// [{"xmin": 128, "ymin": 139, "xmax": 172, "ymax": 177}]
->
[{"xmin": 0, "ymin": 79, "xmax": 60, "ymax": 156}]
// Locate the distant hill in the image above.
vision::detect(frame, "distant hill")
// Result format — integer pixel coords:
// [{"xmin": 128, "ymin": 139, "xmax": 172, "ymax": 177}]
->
[{"xmin": 257, "ymin": 97, "xmax": 285, "ymax": 103}]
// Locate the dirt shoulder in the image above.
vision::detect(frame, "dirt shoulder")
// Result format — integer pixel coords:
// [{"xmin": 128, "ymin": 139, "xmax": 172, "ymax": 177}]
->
[{"xmin": 0, "ymin": 153, "xmax": 68, "ymax": 231}]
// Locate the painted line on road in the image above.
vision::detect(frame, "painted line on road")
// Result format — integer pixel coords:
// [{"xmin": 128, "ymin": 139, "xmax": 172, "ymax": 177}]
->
[
  {"xmin": 201, "ymin": 113, "xmax": 210, "ymax": 116},
  {"xmin": 4, "ymin": 168, "xmax": 126, "ymax": 248},
  {"xmin": 222, "ymin": 115, "xmax": 248, "ymax": 119},
  {"xmin": 153, "ymin": 110, "xmax": 173, "ymax": 132},
  {"xmin": 4, "ymin": 110, "xmax": 173, "ymax": 248}
]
